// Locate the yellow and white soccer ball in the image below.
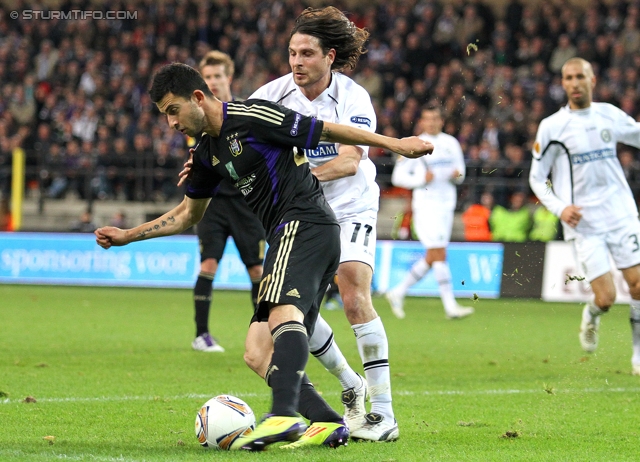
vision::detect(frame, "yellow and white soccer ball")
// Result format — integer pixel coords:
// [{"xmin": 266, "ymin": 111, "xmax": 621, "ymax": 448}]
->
[{"xmin": 195, "ymin": 395, "xmax": 255, "ymax": 450}]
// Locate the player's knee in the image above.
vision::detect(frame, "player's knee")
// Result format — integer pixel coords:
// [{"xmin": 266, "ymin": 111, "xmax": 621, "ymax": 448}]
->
[
  {"xmin": 595, "ymin": 293, "xmax": 615, "ymax": 311},
  {"xmin": 342, "ymin": 289, "xmax": 376, "ymax": 322},
  {"xmin": 201, "ymin": 258, "xmax": 218, "ymax": 274},
  {"xmin": 628, "ymin": 280, "xmax": 640, "ymax": 300}
]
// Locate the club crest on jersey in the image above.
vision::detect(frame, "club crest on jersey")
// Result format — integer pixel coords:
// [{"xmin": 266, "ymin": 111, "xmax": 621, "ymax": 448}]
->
[
  {"xmin": 226, "ymin": 133, "xmax": 243, "ymax": 156},
  {"xmin": 600, "ymin": 129, "xmax": 611, "ymax": 143}
]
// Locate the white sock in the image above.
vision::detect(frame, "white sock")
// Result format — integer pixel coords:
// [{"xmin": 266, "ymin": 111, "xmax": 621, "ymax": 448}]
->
[
  {"xmin": 630, "ymin": 300, "xmax": 640, "ymax": 365},
  {"xmin": 309, "ymin": 315, "xmax": 361, "ymax": 390},
  {"xmin": 395, "ymin": 258, "xmax": 430, "ymax": 295},
  {"xmin": 352, "ymin": 317, "xmax": 393, "ymax": 421},
  {"xmin": 433, "ymin": 261, "xmax": 456, "ymax": 314},
  {"xmin": 584, "ymin": 299, "xmax": 605, "ymax": 324}
]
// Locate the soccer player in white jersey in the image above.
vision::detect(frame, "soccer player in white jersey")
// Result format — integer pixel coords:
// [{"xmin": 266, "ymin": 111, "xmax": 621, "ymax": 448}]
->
[
  {"xmin": 246, "ymin": 7, "xmax": 399, "ymax": 441},
  {"xmin": 529, "ymin": 58, "xmax": 640, "ymax": 375},
  {"xmin": 386, "ymin": 105, "xmax": 473, "ymax": 320}
]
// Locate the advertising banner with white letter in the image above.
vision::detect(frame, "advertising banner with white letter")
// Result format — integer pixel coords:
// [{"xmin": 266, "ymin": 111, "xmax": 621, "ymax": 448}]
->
[
  {"xmin": 1, "ymin": 233, "xmax": 504, "ymax": 297},
  {"xmin": 0, "ymin": 233, "xmax": 251, "ymax": 289},
  {"xmin": 541, "ymin": 240, "xmax": 630, "ymax": 303},
  {"xmin": 374, "ymin": 241, "xmax": 504, "ymax": 298}
]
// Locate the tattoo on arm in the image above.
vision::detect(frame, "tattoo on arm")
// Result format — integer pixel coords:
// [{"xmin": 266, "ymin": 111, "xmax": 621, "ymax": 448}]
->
[
  {"xmin": 135, "ymin": 215, "xmax": 176, "ymax": 239},
  {"xmin": 321, "ymin": 126, "xmax": 332, "ymax": 140}
]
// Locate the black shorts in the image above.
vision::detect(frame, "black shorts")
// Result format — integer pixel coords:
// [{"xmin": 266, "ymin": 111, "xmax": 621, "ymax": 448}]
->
[
  {"xmin": 252, "ymin": 221, "xmax": 340, "ymax": 335},
  {"xmin": 196, "ymin": 195, "xmax": 266, "ymax": 267}
]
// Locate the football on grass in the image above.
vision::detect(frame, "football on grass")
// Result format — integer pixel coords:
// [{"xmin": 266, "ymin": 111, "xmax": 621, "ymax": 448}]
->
[{"xmin": 195, "ymin": 395, "xmax": 256, "ymax": 449}]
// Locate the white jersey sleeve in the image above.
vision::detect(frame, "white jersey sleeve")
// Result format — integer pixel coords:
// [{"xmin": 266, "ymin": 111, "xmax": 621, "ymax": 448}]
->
[
  {"xmin": 611, "ymin": 105, "xmax": 640, "ymax": 148},
  {"xmin": 391, "ymin": 156, "xmax": 427, "ymax": 190},
  {"xmin": 529, "ymin": 116, "xmax": 571, "ymax": 218}
]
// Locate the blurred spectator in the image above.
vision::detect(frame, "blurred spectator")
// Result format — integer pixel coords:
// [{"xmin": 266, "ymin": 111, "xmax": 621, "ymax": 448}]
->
[
  {"xmin": 355, "ymin": 65, "xmax": 383, "ymax": 107},
  {"xmin": 112, "ymin": 137, "xmax": 136, "ymax": 201},
  {"xmin": 64, "ymin": 139, "xmax": 91, "ymax": 199},
  {"xmin": 9, "ymin": 85, "xmax": 36, "ymax": 126},
  {"xmin": 69, "ymin": 211, "xmax": 97, "ymax": 233},
  {"xmin": 0, "ymin": 196, "xmax": 11, "ymax": 231},
  {"xmin": 549, "ymin": 34, "xmax": 577, "ymax": 73},
  {"xmin": 44, "ymin": 144, "xmax": 68, "ymax": 199},
  {"xmin": 490, "ymin": 190, "xmax": 532, "ymax": 242},
  {"xmin": 109, "ymin": 211, "xmax": 128, "ymax": 228},
  {"xmin": 461, "ymin": 190, "xmax": 494, "ymax": 242},
  {"xmin": 152, "ymin": 141, "xmax": 178, "ymax": 202},
  {"xmin": 34, "ymin": 40, "xmax": 59, "ymax": 82},
  {"xmin": 529, "ymin": 205, "xmax": 559, "ymax": 242}
]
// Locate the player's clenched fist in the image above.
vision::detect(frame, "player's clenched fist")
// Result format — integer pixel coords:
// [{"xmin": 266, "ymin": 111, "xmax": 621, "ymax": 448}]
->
[
  {"xmin": 396, "ymin": 136, "xmax": 434, "ymax": 159},
  {"xmin": 95, "ymin": 227, "xmax": 128, "ymax": 249}
]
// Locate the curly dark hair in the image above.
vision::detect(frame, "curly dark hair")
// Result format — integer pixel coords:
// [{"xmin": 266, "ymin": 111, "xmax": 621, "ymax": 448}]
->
[
  {"xmin": 290, "ymin": 7, "xmax": 369, "ymax": 71},
  {"xmin": 149, "ymin": 63, "xmax": 212, "ymax": 103}
]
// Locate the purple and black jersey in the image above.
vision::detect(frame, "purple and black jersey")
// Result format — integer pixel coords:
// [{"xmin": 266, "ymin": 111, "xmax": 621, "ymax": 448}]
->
[{"xmin": 185, "ymin": 99, "xmax": 337, "ymax": 239}]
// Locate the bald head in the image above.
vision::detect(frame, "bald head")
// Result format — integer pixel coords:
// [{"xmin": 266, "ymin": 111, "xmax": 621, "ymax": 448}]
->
[
  {"xmin": 561, "ymin": 58, "xmax": 596, "ymax": 110},
  {"xmin": 561, "ymin": 58, "xmax": 594, "ymax": 79}
]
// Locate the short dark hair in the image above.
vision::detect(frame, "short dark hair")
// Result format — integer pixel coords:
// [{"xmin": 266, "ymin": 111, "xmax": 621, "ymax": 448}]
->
[
  {"xmin": 290, "ymin": 7, "xmax": 369, "ymax": 71},
  {"xmin": 421, "ymin": 104, "xmax": 442, "ymax": 117},
  {"xmin": 149, "ymin": 63, "xmax": 213, "ymax": 103}
]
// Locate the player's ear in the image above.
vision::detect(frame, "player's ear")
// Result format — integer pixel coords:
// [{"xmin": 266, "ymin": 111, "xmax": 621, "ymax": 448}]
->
[
  {"xmin": 326, "ymin": 48, "xmax": 336, "ymax": 65},
  {"xmin": 192, "ymin": 89, "xmax": 206, "ymax": 106}
]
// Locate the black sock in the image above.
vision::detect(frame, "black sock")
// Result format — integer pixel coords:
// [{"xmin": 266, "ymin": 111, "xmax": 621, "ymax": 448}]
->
[
  {"xmin": 194, "ymin": 274, "xmax": 214, "ymax": 337},
  {"xmin": 265, "ymin": 321, "xmax": 308, "ymax": 417},
  {"xmin": 298, "ymin": 373, "xmax": 342, "ymax": 424},
  {"xmin": 250, "ymin": 279, "xmax": 260, "ymax": 310}
]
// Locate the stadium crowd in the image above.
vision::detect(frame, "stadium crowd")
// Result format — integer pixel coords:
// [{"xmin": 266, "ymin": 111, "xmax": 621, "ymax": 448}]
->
[{"xmin": 1, "ymin": 0, "xmax": 640, "ymax": 236}]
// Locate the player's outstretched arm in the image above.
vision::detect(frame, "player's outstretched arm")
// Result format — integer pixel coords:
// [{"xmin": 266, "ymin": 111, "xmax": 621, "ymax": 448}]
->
[
  {"xmin": 320, "ymin": 121, "xmax": 433, "ymax": 158},
  {"xmin": 95, "ymin": 197, "xmax": 210, "ymax": 249}
]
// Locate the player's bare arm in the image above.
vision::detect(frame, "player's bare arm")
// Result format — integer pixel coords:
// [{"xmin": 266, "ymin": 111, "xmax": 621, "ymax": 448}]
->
[
  {"xmin": 560, "ymin": 204, "xmax": 583, "ymax": 228},
  {"xmin": 320, "ymin": 121, "xmax": 433, "ymax": 158},
  {"xmin": 311, "ymin": 145, "xmax": 362, "ymax": 181},
  {"xmin": 95, "ymin": 197, "xmax": 210, "ymax": 248}
]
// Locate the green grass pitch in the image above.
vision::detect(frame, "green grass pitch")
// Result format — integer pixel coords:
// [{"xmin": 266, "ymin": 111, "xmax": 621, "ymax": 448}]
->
[{"xmin": 1, "ymin": 284, "xmax": 640, "ymax": 461}]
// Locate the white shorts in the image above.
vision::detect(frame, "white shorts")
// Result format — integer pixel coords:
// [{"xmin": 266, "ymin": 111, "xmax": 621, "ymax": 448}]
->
[
  {"xmin": 572, "ymin": 218, "xmax": 640, "ymax": 282},
  {"xmin": 338, "ymin": 211, "xmax": 377, "ymax": 270},
  {"xmin": 413, "ymin": 208, "xmax": 454, "ymax": 249}
]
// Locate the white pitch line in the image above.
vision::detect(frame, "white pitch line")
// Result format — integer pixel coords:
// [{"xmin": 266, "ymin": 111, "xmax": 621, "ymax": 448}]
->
[{"xmin": 2, "ymin": 387, "xmax": 640, "ymax": 405}]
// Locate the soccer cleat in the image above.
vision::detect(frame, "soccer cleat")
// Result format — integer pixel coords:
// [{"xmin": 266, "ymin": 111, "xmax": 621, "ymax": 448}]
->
[
  {"xmin": 192, "ymin": 333, "xmax": 225, "ymax": 352},
  {"xmin": 579, "ymin": 305, "xmax": 600, "ymax": 353},
  {"xmin": 385, "ymin": 290, "xmax": 406, "ymax": 319},
  {"xmin": 341, "ymin": 374, "xmax": 368, "ymax": 432},
  {"xmin": 445, "ymin": 305, "xmax": 475, "ymax": 319},
  {"xmin": 230, "ymin": 415, "xmax": 306, "ymax": 451},
  {"xmin": 280, "ymin": 420, "xmax": 349, "ymax": 449},
  {"xmin": 350, "ymin": 412, "xmax": 399, "ymax": 442}
]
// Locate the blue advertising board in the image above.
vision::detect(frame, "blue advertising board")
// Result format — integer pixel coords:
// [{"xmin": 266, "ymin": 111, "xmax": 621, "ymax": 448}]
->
[
  {"xmin": 0, "ymin": 232, "xmax": 251, "ymax": 289},
  {"xmin": 374, "ymin": 241, "xmax": 504, "ymax": 298},
  {"xmin": 1, "ymin": 233, "xmax": 503, "ymax": 297}
]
